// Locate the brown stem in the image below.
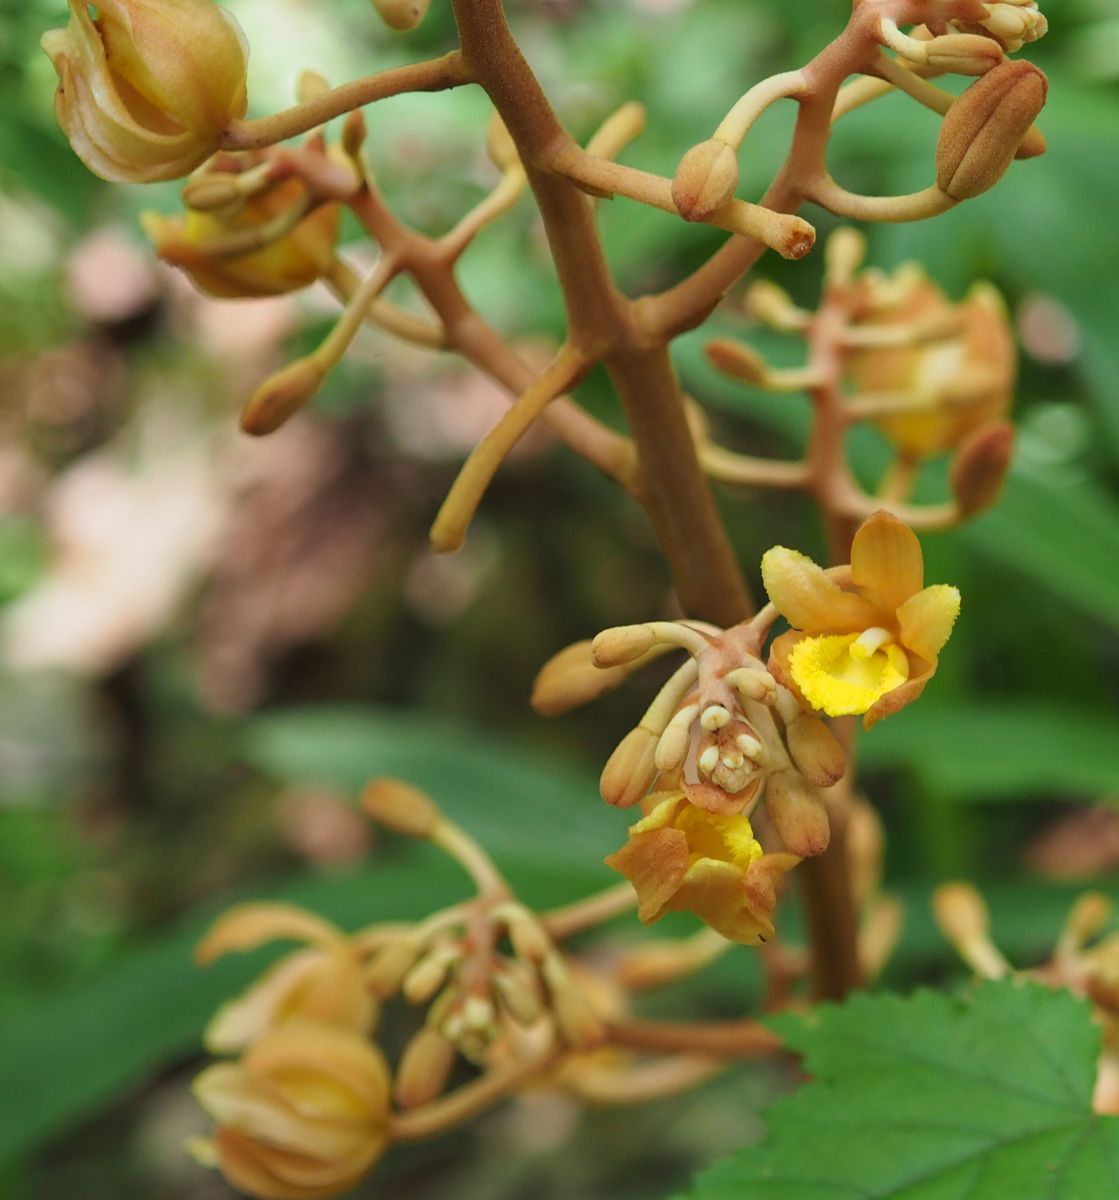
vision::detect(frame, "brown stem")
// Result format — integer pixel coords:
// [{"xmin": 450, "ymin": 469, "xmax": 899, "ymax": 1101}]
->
[{"xmin": 604, "ymin": 1017, "xmax": 783, "ymax": 1058}]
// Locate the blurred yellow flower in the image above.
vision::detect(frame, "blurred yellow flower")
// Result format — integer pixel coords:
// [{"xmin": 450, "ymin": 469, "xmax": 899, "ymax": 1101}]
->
[
  {"xmin": 762, "ymin": 511, "xmax": 960, "ymax": 727},
  {"xmin": 41, "ymin": 0, "xmax": 248, "ymax": 183},
  {"xmin": 193, "ymin": 1022, "xmax": 392, "ymax": 1200},
  {"xmin": 605, "ymin": 793, "xmax": 794, "ymax": 943}
]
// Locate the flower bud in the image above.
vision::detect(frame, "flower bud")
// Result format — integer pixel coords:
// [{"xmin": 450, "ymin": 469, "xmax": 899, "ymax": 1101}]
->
[
  {"xmin": 395, "ymin": 1027, "xmax": 456, "ymax": 1109},
  {"xmin": 950, "ymin": 420, "xmax": 1014, "ymax": 516},
  {"xmin": 600, "ymin": 727, "xmax": 659, "ymax": 808},
  {"xmin": 936, "ymin": 60, "xmax": 1048, "ymax": 201},
  {"xmin": 362, "ymin": 778, "xmax": 442, "ymax": 839},
  {"xmin": 193, "ymin": 1023, "xmax": 391, "ymax": 1199},
  {"xmin": 592, "ymin": 624, "xmax": 657, "ymax": 667},
  {"xmin": 486, "ymin": 113, "xmax": 520, "ymax": 174},
  {"xmin": 42, "ymin": 0, "xmax": 249, "ymax": 184},
  {"xmin": 531, "ymin": 640, "xmax": 635, "ymax": 716},
  {"xmin": 766, "ymin": 770, "xmax": 830, "ymax": 858},
  {"xmin": 373, "ymin": 0, "xmax": 432, "ymax": 32},
  {"xmin": 672, "ymin": 139, "xmax": 740, "ymax": 223},
  {"xmin": 924, "ymin": 33, "xmax": 1006, "ymax": 75},
  {"xmin": 952, "ymin": 1, "xmax": 1048, "ymax": 53},
  {"xmin": 785, "ymin": 712, "xmax": 847, "ymax": 788},
  {"xmin": 240, "ymin": 357, "xmax": 325, "ymax": 437},
  {"xmin": 704, "ymin": 339, "xmax": 768, "ymax": 385}
]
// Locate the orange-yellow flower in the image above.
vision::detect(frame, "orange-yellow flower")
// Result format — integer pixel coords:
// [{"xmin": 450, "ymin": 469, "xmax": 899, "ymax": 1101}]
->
[
  {"xmin": 196, "ymin": 903, "xmax": 377, "ymax": 1053},
  {"xmin": 192, "ymin": 1022, "xmax": 391, "ymax": 1200},
  {"xmin": 42, "ymin": 0, "xmax": 248, "ymax": 183},
  {"xmin": 143, "ymin": 181, "xmax": 340, "ymax": 298},
  {"xmin": 605, "ymin": 793, "xmax": 795, "ymax": 944},
  {"xmin": 762, "ymin": 511, "xmax": 960, "ymax": 728}
]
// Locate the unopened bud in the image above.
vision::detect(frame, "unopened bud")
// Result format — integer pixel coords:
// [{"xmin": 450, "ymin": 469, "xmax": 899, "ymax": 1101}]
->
[
  {"xmin": 373, "ymin": 0, "xmax": 432, "ymax": 32},
  {"xmin": 343, "ymin": 110, "xmax": 368, "ymax": 159},
  {"xmin": 766, "ymin": 770, "xmax": 830, "ymax": 858},
  {"xmin": 924, "ymin": 33, "xmax": 1005, "ymax": 75},
  {"xmin": 744, "ymin": 280, "xmax": 809, "ymax": 332},
  {"xmin": 493, "ymin": 964, "xmax": 545, "ymax": 1025},
  {"xmin": 402, "ymin": 944, "xmax": 458, "ymax": 1004},
  {"xmin": 366, "ymin": 936, "xmax": 422, "ymax": 997},
  {"xmin": 543, "ymin": 955, "xmax": 604, "ymax": 1050},
  {"xmin": 672, "ymin": 139, "xmax": 740, "ymax": 223},
  {"xmin": 240, "ymin": 357, "xmax": 325, "ymax": 436},
  {"xmin": 593, "ymin": 624, "xmax": 657, "ymax": 667},
  {"xmin": 654, "ymin": 704, "xmax": 700, "ymax": 773},
  {"xmin": 1062, "ymin": 893, "xmax": 1113, "ymax": 952},
  {"xmin": 362, "ymin": 778, "xmax": 441, "ymax": 838},
  {"xmin": 704, "ymin": 339, "xmax": 768, "ymax": 384},
  {"xmin": 950, "ymin": 420, "xmax": 1014, "ymax": 516},
  {"xmin": 932, "ymin": 881, "xmax": 999, "ymax": 964},
  {"xmin": 486, "ymin": 113, "xmax": 520, "ymax": 173},
  {"xmin": 936, "ymin": 60, "xmax": 1048, "ymax": 201},
  {"xmin": 297, "ymin": 71, "xmax": 331, "ymax": 104},
  {"xmin": 182, "ymin": 172, "xmax": 243, "ymax": 212},
  {"xmin": 825, "ymin": 227, "xmax": 867, "ymax": 284},
  {"xmin": 395, "ymin": 1027, "xmax": 456, "ymax": 1109},
  {"xmin": 505, "ymin": 909, "xmax": 552, "ymax": 965},
  {"xmin": 600, "ymin": 727, "xmax": 659, "ymax": 808},
  {"xmin": 532, "ymin": 640, "xmax": 633, "ymax": 716},
  {"xmin": 785, "ymin": 713, "xmax": 847, "ymax": 787}
]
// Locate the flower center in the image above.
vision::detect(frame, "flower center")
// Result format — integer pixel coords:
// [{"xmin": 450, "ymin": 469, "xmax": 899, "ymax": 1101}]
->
[{"xmin": 789, "ymin": 631, "xmax": 910, "ymax": 717}]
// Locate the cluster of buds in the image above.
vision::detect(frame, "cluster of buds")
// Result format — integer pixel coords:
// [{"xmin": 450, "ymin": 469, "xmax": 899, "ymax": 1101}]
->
[
  {"xmin": 535, "ymin": 511, "xmax": 959, "ymax": 942},
  {"xmin": 935, "ymin": 883, "xmax": 1119, "ymax": 1114},
  {"xmin": 923, "ymin": 0, "xmax": 1049, "ymax": 53},
  {"xmin": 699, "ymin": 228, "xmax": 1016, "ymax": 525},
  {"xmin": 41, "ymin": 0, "xmax": 248, "ymax": 184}
]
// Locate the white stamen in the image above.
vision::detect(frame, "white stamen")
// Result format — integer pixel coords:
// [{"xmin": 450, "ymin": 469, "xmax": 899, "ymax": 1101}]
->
[
  {"xmin": 700, "ymin": 704, "xmax": 732, "ymax": 731},
  {"xmin": 851, "ymin": 626, "xmax": 893, "ymax": 660},
  {"xmin": 698, "ymin": 745, "xmax": 721, "ymax": 775},
  {"xmin": 721, "ymin": 751, "xmax": 744, "ymax": 770},
  {"xmin": 736, "ymin": 733, "xmax": 763, "ymax": 760}
]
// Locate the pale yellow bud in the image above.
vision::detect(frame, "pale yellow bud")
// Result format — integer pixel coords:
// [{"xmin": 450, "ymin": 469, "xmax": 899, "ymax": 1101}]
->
[
  {"xmin": 361, "ymin": 778, "xmax": 442, "ymax": 838},
  {"xmin": 600, "ymin": 727, "xmax": 659, "ymax": 808},
  {"xmin": 486, "ymin": 113, "xmax": 520, "ymax": 173},
  {"xmin": 672, "ymin": 138, "xmax": 741, "ymax": 223},
  {"xmin": 704, "ymin": 339, "xmax": 768, "ymax": 385},
  {"xmin": 924, "ymin": 33, "xmax": 1005, "ymax": 75},
  {"xmin": 181, "ymin": 172, "xmax": 244, "ymax": 213},
  {"xmin": 744, "ymin": 280, "xmax": 809, "ymax": 332},
  {"xmin": 592, "ymin": 625, "xmax": 657, "ymax": 667},
  {"xmin": 366, "ymin": 936, "xmax": 422, "ymax": 998},
  {"xmin": 532, "ymin": 640, "xmax": 637, "ymax": 716},
  {"xmin": 373, "ymin": 0, "xmax": 432, "ymax": 32},
  {"xmin": 766, "ymin": 770, "xmax": 830, "ymax": 858},
  {"xmin": 505, "ymin": 909, "xmax": 552, "ymax": 965},
  {"xmin": 543, "ymin": 954, "xmax": 604, "ymax": 1050},
  {"xmin": 402, "ymin": 944, "xmax": 458, "ymax": 1004},
  {"xmin": 240, "ymin": 357, "xmax": 325, "ymax": 437},
  {"xmin": 932, "ymin": 882, "xmax": 1010, "ymax": 980},
  {"xmin": 785, "ymin": 712, "xmax": 847, "ymax": 788},
  {"xmin": 936, "ymin": 60, "xmax": 1048, "ymax": 201},
  {"xmin": 395, "ymin": 1027, "xmax": 457, "ymax": 1109},
  {"xmin": 42, "ymin": 0, "xmax": 249, "ymax": 184},
  {"xmin": 343, "ymin": 109, "xmax": 369, "ymax": 159},
  {"xmin": 825, "ymin": 227, "xmax": 867, "ymax": 284},
  {"xmin": 493, "ymin": 964, "xmax": 545, "ymax": 1025}
]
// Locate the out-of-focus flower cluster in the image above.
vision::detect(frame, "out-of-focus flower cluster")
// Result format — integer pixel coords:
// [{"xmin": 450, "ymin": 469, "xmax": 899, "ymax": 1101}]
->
[
  {"xmin": 535, "ymin": 511, "xmax": 959, "ymax": 943},
  {"xmin": 935, "ymin": 883, "xmax": 1119, "ymax": 1114}
]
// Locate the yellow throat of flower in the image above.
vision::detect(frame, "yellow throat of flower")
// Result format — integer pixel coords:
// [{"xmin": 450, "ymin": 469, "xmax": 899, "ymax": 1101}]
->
[{"xmin": 789, "ymin": 628, "xmax": 910, "ymax": 717}]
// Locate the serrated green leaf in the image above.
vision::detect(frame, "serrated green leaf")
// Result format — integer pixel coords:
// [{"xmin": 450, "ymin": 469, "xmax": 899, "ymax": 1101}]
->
[
  {"xmin": 860, "ymin": 703, "xmax": 1119, "ymax": 803},
  {"xmin": 677, "ymin": 981, "xmax": 1119, "ymax": 1200}
]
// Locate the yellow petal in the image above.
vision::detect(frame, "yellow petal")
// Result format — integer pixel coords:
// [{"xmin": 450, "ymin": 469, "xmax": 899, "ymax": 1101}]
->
[
  {"xmin": 850, "ymin": 510, "xmax": 924, "ymax": 612},
  {"xmin": 761, "ymin": 546, "xmax": 881, "ymax": 634},
  {"xmin": 678, "ymin": 858, "xmax": 771, "ymax": 944},
  {"xmin": 673, "ymin": 803, "xmax": 762, "ymax": 872},
  {"xmin": 897, "ymin": 584, "xmax": 961, "ymax": 661},
  {"xmin": 196, "ymin": 904, "xmax": 344, "ymax": 966},
  {"xmin": 789, "ymin": 634, "xmax": 910, "ymax": 717}
]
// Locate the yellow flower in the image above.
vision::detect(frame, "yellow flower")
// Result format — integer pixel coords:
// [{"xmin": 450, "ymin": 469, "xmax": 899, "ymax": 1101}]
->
[
  {"xmin": 192, "ymin": 1022, "xmax": 391, "ymax": 1200},
  {"xmin": 143, "ymin": 181, "xmax": 340, "ymax": 298},
  {"xmin": 847, "ymin": 272, "xmax": 1015, "ymax": 460},
  {"xmin": 42, "ymin": 0, "xmax": 248, "ymax": 183},
  {"xmin": 604, "ymin": 793, "xmax": 795, "ymax": 944},
  {"xmin": 761, "ymin": 511, "xmax": 960, "ymax": 728},
  {"xmin": 196, "ymin": 903, "xmax": 377, "ymax": 1053}
]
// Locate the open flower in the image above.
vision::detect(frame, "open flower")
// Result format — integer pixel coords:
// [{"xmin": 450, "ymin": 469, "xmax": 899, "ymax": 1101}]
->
[
  {"xmin": 605, "ymin": 793, "xmax": 796, "ymax": 943},
  {"xmin": 762, "ymin": 511, "xmax": 960, "ymax": 728},
  {"xmin": 196, "ymin": 903, "xmax": 377, "ymax": 1052},
  {"xmin": 42, "ymin": 0, "xmax": 248, "ymax": 183},
  {"xmin": 192, "ymin": 1022, "xmax": 392, "ymax": 1200}
]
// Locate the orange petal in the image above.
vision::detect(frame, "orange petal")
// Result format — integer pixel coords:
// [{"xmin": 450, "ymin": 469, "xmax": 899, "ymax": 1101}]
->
[
  {"xmin": 897, "ymin": 584, "xmax": 961, "ymax": 661},
  {"xmin": 767, "ymin": 629, "xmax": 810, "ymax": 708},
  {"xmin": 213, "ymin": 1126, "xmax": 368, "ymax": 1200},
  {"xmin": 678, "ymin": 858, "xmax": 772, "ymax": 944},
  {"xmin": 605, "ymin": 827, "xmax": 688, "ymax": 924},
  {"xmin": 196, "ymin": 903, "xmax": 344, "ymax": 965},
  {"xmin": 850, "ymin": 510, "xmax": 924, "ymax": 612},
  {"xmin": 761, "ymin": 546, "xmax": 881, "ymax": 634},
  {"xmin": 863, "ymin": 657, "xmax": 935, "ymax": 729}
]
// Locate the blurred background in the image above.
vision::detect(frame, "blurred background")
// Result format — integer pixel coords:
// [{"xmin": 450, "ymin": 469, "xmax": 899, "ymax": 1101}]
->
[{"xmin": 1, "ymin": 0, "xmax": 1118, "ymax": 1196}]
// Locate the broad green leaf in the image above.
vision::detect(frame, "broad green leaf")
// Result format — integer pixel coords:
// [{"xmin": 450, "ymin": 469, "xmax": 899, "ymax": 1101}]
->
[
  {"xmin": 861, "ymin": 703, "xmax": 1119, "ymax": 803},
  {"xmin": 677, "ymin": 981, "xmax": 1119, "ymax": 1200}
]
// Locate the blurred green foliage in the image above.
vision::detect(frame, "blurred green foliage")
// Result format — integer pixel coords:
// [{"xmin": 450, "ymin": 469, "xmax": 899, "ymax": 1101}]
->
[{"xmin": 1, "ymin": 1, "xmax": 1118, "ymax": 1198}]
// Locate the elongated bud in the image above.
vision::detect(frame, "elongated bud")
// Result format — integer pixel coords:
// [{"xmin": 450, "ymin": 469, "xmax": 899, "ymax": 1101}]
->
[
  {"xmin": 600, "ymin": 727, "xmax": 659, "ymax": 808},
  {"xmin": 486, "ymin": 113, "xmax": 520, "ymax": 173},
  {"xmin": 396, "ymin": 1027, "xmax": 457, "ymax": 1109},
  {"xmin": 592, "ymin": 625, "xmax": 657, "ymax": 667},
  {"xmin": 505, "ymin": 909, "xmax": 552, "ymax": 965},
  {"xmin": 924, "ymin": 33, "xmax": 1004, "ymax": 75},
  {"xmin": 785, "ymin": 713, "xmax": 846, "ymax": 788},
  {"xmin": 366, "ymin": 936, "xmax": 423, "ymax": 997},
  {"xmin": 936, "ymin": 61, "xmax": 1048, "ymax": 201},
  {"xmin": 361, "ymin": 778, "xmax": 441, "ymax": 838},
  {"xmin": 932, "ymin": 882, "xmax": 1011, "ymax": 979},
  {"xmin": 543, "ymin": 955, "xmax": 604, "ymax": 1050},
  {"xmin": 950, "ymin": 420, "xmax": 1014, "ymax": 516},
  {"xmin": 704, "ymin": 339, "xmax": 768, "ymax": 384},
  {"xmin": 493, "ymin": 964, "xmax": 544, "ymax": 1025},
  {"xmin": 373, "ymin": 0, "xmax": 432, "ymax": 32},
  {"xmin": 532, "ymin": 640, "xmax": 635, "ymax": 716},
  {"xmin": 182, "ymin": 172, "xmax": 243, "ymax": 212},
  {"xmin": 343, "ymin": 110, "xmax": 368, "ymax": 159},
  {"xmin": 825, "ymin": 227, "xmax": 866, "ymax": 285},
  {"xmin": 297, "ymin": 70, "xmax": 330, "ymax": 104},
  {"xmin": 744, "ymin": 280, "xmax": 809, "ymax": 332},
  {"xmin": 1060, "ymin": 893, "xmax": 1112, "ymax": 954},
  {"xmin": 402, "ymin": 944, "xmax": 458, "ymax": 1004},
  {"xmin": 240, "ymin": 358, "xmax": 325, "ymax": 436},
  {"xmin": 672, "ymin": 138, "xmax": 740, "ymax": 223},
  {"xmin": 766, "ymin": 770, "xmax": 830, "ymax": 858}
]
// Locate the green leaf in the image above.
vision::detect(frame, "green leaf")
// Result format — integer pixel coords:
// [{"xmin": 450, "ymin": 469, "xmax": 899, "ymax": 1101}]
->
[
  {"xmin": 861, "ymin": 703, "xmax": 1119, "ymax": 803},
  {"xmin": 677, "ymin": 981, "xmax": 1119, "ymax": 1200}
]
